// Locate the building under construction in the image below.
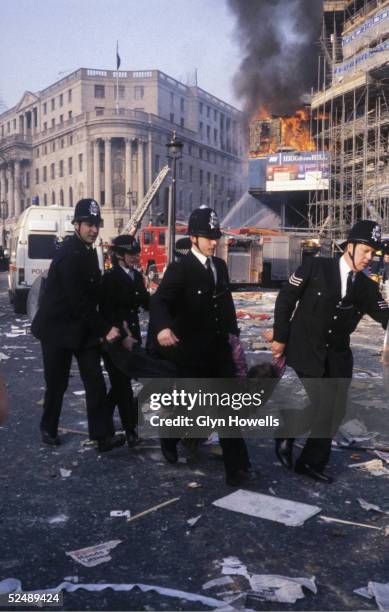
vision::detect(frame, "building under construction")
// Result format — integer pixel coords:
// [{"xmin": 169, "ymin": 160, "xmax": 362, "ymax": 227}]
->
[{"xmin": 311, "ymin": 0, "xmax": 389, "ymax": 237}]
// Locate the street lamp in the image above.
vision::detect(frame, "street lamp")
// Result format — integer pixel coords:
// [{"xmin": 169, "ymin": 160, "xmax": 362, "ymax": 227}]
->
[
  {"xmin": 0, "ymin": 200, "xmax": 7, "ymax": 247},
  {"xmin": 166, "ymin": 130, "xmax": 183, "ymax": 263}
]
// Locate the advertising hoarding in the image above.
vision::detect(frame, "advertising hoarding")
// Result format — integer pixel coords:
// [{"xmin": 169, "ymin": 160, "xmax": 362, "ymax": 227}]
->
[{"xmin": 266, "ymin": 152, "xmax": 330, "ymax": 192}]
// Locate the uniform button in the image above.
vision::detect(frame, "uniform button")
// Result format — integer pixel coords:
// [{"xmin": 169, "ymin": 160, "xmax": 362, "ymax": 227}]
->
[
  {"xmin": 198, "ymin": 290, "xmax": 202, "ymax": 294},
  {"xmin": 328, "ymin": 329, "xmax": 332, "ymax": 333},
  {"xmin": 135, "ymin": 291, "xmax": 139, "ymax": 295},
  {"xmin": 338, "ymin": 301, "xmax": 342, "ymax": 305},
  {"xmin": 215, "ymin": 318, "xmax": 219, "ymax": 322},
  {"xmin": 326, "ymin": 343, "xmax": 329, "ymax": 348},
  {"xmin": 131, "ymin": 323, "xmax": 135, "ymax": 327},
  {"xmin": 317, "ymin": 291, "xmax": 321, "ymax": 295},
  {"xmin": 333, "ymin": 315, "xmax": 338, "ymax": 320},
  {"xmin": 214, "ymin": 304, "xmax": 217, "ymax": 308}
]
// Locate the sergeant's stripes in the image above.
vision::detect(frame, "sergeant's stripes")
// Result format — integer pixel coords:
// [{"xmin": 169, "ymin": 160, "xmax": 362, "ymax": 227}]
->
[
  {"xmin": 288, "ymin": 273, "xmax": 303, "ymax": 287},
  {"xmin": 378, "ymin": 300, "xmax": 389, "ymax": 309}
]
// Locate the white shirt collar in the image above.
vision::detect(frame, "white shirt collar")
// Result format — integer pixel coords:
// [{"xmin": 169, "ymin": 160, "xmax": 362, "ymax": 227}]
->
[{"xmin": 191, "ymin": 246, "xmax": 208, "ymax": 266}]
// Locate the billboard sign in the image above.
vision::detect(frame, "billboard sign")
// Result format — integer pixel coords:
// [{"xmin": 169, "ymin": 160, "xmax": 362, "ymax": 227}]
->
[{"xmin": 266, "ymin": 152, "xmax": 330, "ymax": 192}]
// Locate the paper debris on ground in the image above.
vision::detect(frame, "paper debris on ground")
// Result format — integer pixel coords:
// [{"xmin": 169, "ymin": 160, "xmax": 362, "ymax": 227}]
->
[
  {"xmin": 319, "ymin": 515, "xmax": 383, "ymax": 531},
  {"xmin": 375, "ymin": 450, "xmax": 389, "ymax": 463},
  {"xmin": 358, "ymin": 498, "xmax": 389, "ymax": 515},
  {"xmin": 73, "ymin": 390, "xmax": 86, "ymax": 396},
  {"xmin": 0, "ymin": 578, "xmax": 226, "ymax": 609},
  {"xmin": 187, "ymin": 481, "xmax": 202, "ymax": 489},
  {"xmin": 354, "ymin": 582, "xmax": 389, "ymax": 611},
  {"xmin": 48, "ymin": 514, "xmax": 69, "ymax": 525},
  {"xmin": 110, "ymin": 510, "xmax": 131, "ymax": 519},
  {"xmin": 213, "ymin": 490, "xmax": 321, "ymax": 527},
  {"xmin": 349, "ymin": 459, "xmax": 389, "ymax": 476},
  {"xmin": 220, "ymin": 556, "xmax": 249, "ymax": 578},
  {"xmin": 59, "ymin": 468, "xmax": 72, "ymax": 478},
  {"xmin": 202, "ymin": 576, "xmax": 235, "ymax": 590},
  {"xmin": 187, "ymin": 515, "xmax": 201, "ymax": 527},
  {"xmin": 248, "ymin": 574, "xmax": 317, "ymax": 604},
  {"xmin": 0, "ymin": 352, "xmax": 9, "ymax": 361},
  {"xmin": 66, "ymin": 540, "xmax": 122, "ymax": 567}
]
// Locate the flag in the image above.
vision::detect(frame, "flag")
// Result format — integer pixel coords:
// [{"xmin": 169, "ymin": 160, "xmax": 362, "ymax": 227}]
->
[{"xmin": 116, "ymin": 41, "xmax": 121, "ymax": 70}]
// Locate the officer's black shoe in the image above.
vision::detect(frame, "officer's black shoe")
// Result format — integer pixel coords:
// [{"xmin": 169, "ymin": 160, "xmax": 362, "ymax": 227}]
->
[
  {"xmin": 225, "ymin": 468, "xmax": 261, "ymax": 487},
  {"xmin": 294, "ymin": 462, "xmax": 334, "ymax": 484},
  {"xmin": 40, "ymin": 427, "xmax": 61, "ymax": 446},
  {"xmin": 160, "ymin": 438, "xmax": 178, "ymax": 464},
  {"xmin": 126, "ymin": 429, "xmax": 140, "ymax": 449},
  {"xmin": 97, "ymin": 433, "xmax": 126, "ymax": 452},
  {"xmin": 275, "ymin": 438, "xmax": 294, "ymax": 470}
]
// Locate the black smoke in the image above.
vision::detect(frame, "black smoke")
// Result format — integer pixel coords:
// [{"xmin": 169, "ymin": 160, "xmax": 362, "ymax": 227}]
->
[{"xmin": 228, "ymin": 0, "xmax": 323, "ymax": 116}]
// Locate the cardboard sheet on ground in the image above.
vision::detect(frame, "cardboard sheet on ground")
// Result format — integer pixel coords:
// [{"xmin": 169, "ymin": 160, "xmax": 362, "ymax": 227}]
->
[
  {"xmin": 355, "ymin": 582, "xmax": 389, "ymax": 611},
  {"xmin": 248, "ymin": 574, "xmax": 317, "ymax": 604},
  {"xmin": 66, "ymin": 540, "xmax": 122, "ymax": 567},
  {"xmin": 213, "ymin": 490, "xmax": 321, "ymax": 527},
  {"xmin": 0, "ymin": 578, "xmax": 225, "ymax": 609}
]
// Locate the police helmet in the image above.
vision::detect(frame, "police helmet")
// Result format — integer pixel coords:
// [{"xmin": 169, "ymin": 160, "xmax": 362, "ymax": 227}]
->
[
  {"xmin": 110, "ymin": 234, "xmax": 141, "ymax": 255},
  {"xmin": 345, "ymin": 220, "xmax": 382, "ymax": 250},
  {"xmin": 72, "ymin": 199, "xmax": 103, "ymax": 225},
  {"xmin": 187, "ymin": 206, "xmax": 222, "ymax": 239}
]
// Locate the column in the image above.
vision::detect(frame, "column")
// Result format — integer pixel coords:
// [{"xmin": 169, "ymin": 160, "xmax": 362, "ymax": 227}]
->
[
  {"xmin": 125, "ymin": 138, "xmax": 132, "ymax": 205},
  {"xmin": 137, "ymin": 139, "xmax": 145, "ymax": 203},
  {"xmin": 0, "ymin": 168, "xmax": 5, "ymax": 207},
  {"xmin": 14, "ymin": 161, "xmax": 21, "ymax": 218},
  {"xmin": 104, "ymin": 138, "xmax": 112, "ymax": 206},
  {"xmin": 93, "ymin": 139, "xmax": 100, "ymax": 200},
  {"xmin": 8, "ymin": 165, "xmax": 14, "ymax": 218}
]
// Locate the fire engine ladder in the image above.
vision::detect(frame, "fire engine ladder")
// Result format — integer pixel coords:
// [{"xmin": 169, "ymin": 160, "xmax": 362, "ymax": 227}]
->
[{"xmin": 121, "ymin": 164, "xmax": 170, "ymax": 235}]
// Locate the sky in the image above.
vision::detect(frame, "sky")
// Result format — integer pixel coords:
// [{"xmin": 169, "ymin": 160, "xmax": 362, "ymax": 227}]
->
[{"xmin": 0, "ymin": 0, "xmax": 242, "ymax": 111}]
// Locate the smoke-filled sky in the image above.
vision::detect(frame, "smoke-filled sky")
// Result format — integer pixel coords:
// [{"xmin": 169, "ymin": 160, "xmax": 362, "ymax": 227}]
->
[
  {"xmin": 228, "ymin": 0, "xmax": 323, "ymax": 116},
  {"xmin": 0, "ymin": 0, "xmax": 322, "ymax": 114}
]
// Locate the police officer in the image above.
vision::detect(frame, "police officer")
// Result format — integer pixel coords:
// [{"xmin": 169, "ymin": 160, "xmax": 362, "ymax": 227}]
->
[
  {"xmin": 31, "ymin": 198, "xmax": 126, "ymax": 452},
  {"xmin": 148, "ymin": 206, "xmax": 252, "ymax": 486},
  {"xmin": 271, "ymin": 220, "xmax": 389, "ymax": 483},
  {"xmin": 100, "ymin": 234, "xmax": 149, "ymax": 448}
]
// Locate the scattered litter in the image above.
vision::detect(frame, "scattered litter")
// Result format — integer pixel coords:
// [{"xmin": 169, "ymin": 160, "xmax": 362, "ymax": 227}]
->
[
  {"xmin": 63, "ymin": 577, "xmax": 79, "ymax": 583},
  {"xmin": 73, "ymin": 390, "xmax": 85, "ymax": 396},
  {"xmin": 187, "ymin": 482, "xmax": 202, "ymax": 489},
  {"xmin": 202, "ymin": 577, "xmax": 234, "ymax": 590},
  {"xmin": 59, "ymin": 468, "xmax": 72, "ymax": 478},
  {"xmin": 268, "ymin": 487, "xmax": 276, "ymax": 495},
  {"xmin": 220, "ymin": 556, "xmax": 249, "ymax": 578},
  {"xmin": 127, "ymin": 497, "xmax": 180, "ymax": 523},
  {"xmin": 348, "ymin": 459, "xmax": 389, "ymax": 476},
  {"xmin": 375, "ymin": 450, "xmax": 389, "ymax": 463},
  {"xmin": 187, "ymin": 515, "xmax": 202, "ymax": 527},
  {"xmin": 354, "ymin": 582, "xmax": 389, "ymax": 611},
  {"xmin": 48, "ymin": 514, "xmax": 69, "ymax": 525},
  {"xmin": 213, "ymin": 490, "xmax": 321, "ymax": 527},
  {"xmin": 0, "ymin": 352, "xmax": 10, "ymax": 361},
  {"xmin": 358, "ymin": 498, "xmax": 389, "ymax": 515},
  {"xmin": 0, "ymin": 578, "xmax": 226, "ymax": 609},
  {"xmin": 110, "ymin": 510, "xmax": 131, "ymax": 519},
  {"xmin": 66, "ymin": 540, "xmax": 122, "ymax": 567},
  {"xmin": 248, "ymin": 574, "xmax": 317, "ymax": 604},
  {"xmin": 319, "ymin": 515, "xmax": 385, "ymax": 531},
  {"xmin": 58, "ymin": 427, "xmax": 88, "ymax": 436}
]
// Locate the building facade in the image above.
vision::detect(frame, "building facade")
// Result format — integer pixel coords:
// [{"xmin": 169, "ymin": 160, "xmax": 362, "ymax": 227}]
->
[{"xmin": 0, "ymin": 68, "xmax": 246, "ymax": 244}]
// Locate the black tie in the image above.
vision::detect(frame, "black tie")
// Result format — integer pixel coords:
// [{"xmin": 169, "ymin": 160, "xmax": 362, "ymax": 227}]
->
[
  {"xmin": 346, "ymin": 270, "xmax": 354, "ymax": 299},
  {"xmin": 206, "ymin": 258, "xmax": 215, "ymax": 287}
]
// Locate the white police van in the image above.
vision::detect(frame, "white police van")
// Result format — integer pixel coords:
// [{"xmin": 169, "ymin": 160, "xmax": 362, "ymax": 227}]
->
[{"xmin": 8, "ymin": 205, "xmax": 103, "ymax": 314}]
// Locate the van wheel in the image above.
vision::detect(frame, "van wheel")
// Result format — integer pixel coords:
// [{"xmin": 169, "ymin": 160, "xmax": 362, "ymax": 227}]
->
[
  {"xmin": 8, "ymin": 290, "xmax": 14, "ymax": 304},
  {"xmin": 13, "ymin": 294, "xmax": 27, "ymax": 314}
]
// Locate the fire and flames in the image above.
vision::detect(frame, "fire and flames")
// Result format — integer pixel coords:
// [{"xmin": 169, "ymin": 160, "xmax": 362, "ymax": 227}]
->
[{"xmin": 249, "ymin": 108, "xmax": 316, "ymax": 157}]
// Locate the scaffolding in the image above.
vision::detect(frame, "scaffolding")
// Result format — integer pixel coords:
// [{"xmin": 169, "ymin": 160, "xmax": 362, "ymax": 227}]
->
[{"xmin": 310, "ymin": 0, "xmax": 389, "ymax": 237}]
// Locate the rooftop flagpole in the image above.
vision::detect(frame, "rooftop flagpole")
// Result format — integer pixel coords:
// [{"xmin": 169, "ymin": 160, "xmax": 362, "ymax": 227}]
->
[{"xmin": 116, "ymin": 40, "xmax": 121, "ymax": 112}]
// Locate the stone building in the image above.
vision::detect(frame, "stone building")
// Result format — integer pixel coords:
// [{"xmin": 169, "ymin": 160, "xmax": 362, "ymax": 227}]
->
[{"xmin": 0, "ymin": 68, "xmax": 246, "ymax": 243}]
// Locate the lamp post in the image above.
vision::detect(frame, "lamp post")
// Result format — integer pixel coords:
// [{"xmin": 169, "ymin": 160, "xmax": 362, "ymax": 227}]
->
[
  {"xmin": 166, "ymin": 130, "xmax": 183, "ymax": 263},
  {"xmin": 0, "ymin": 200, "xmax": 7, "ymax": 247}
]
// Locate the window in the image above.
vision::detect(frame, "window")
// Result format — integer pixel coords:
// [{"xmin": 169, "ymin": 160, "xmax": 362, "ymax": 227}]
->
[
  {"xmin": 189, "ymin": 192, "xmax": 193, "ymax": 208},
  {"xmin": 199, "ymin": 169, "xmax": 203, "ymax": 185},
  {"xmin": 170, "ymin": 92, "xmax": 174, "ymax": 105},
  {"xmin": 43, "ymin": 102, "xmax": 47, "ymax": 115},
  {"xmin": 143, "ymin": 230, "xmax": 152, "ymax": 245},
  {"xmin": 7, "ymin": 122, "xmax": 10, "ymax": 133},
  {"xmin": 189, "ymin": 166, "xmax": 193, "ymax": 182},
  {"xmin": 44, "ymin": 193, "xmax": 47, "ymax": 206},
  {"xmin": 158, "ymin": 232, "xmax": 166, "ymax": 246},
  {"xmin": 50, "ymin": 163, "xmax": 55, "ymax": 180},
  {"xmin": 43, "ymin": 144, "xmax": 47, "ymax": 155},
  {"xmin": 178, "ymin": 190, "xmax": 183, "ymax": 211},
  {"xmin": 28, "ymin": 234, "xmax": 58, "ymax": 259},
  {"xmin": 51, "ymin": 141, "xmax": 56, "ymax": 152},
  {"xmin": 59, "ymin": 94, "xmax": 63, "ymax": 107},
  {"xmin": 199, "ymin": 102, "xmax": 203, "ymax": 115},
  {"xmin": 25, "ymin": 172, "xmax": 30, "ymax": 188},
  {"xmin": 214, "ymin": 109, "xmax": 218, "ymax": 121},
  {"xmin": 180, "ymin": 98, "xmax": 185, "ymax": 112},
  {"xmin": 180, "ymin": 117, "xmax": 185, "ymax": 128},
  {"xmin": 35, "ymin": 169, "xmax": 39, "ymax": 184},
  {"xmin": 51, "ymin": 98, "xmax": 55, "ymax": 111},
  {"xmin": 68, "ymin": 134, "xmax": 73, "ymax": 145},
  {"xmin": 207, "ymin": 125, "xmax": 210, "ymax": 140},
  {"xmin": 199, "ymin": 121, "xmax": 203, "ymax": 136},
  {"xmin": 36, "ymin": 147, "xmax": 40, "ymax": 158},
  {"xmin": 69, "ymin": 186, "xmax": 73, "ymax": 206},
  {"xmin": 51, "ymin": 190, "xmax": 56, "ymax": 204},
  {"xmin": 199, "ymin": 148, "xmax": 203, "ymax": 159},
  {"xmin": 94, "ymin": 84, "xmax": 105, "ymax": 98},
  {"xmin": 60, "ymin": 138, "xmax": 64, "ymax": 149},
  {"xmin": 43, "ymin": 166, "xmax": 47, "ymax": 182},
  {"xmin": 68, "ymin": 157, "xmax": 73, "ymax": 175},
  {"xmin": 60, "ymin": 189, "xmax": 64, "ymax": 206},
  {"xmin": 115, "ymin": 85, "xmax": 125, "ymax": 99},
  {"xmin": 207, "ymin": 171, "xmax": 211, "ymax": 185},
  {"xmin": 78, "ymin": 153, "xmax": 83, "ymax": 172},
  {"xmin": 179, "ymin": 162, "xmax": 183, "ymax": 179},
  {"xmin": 170, "ymin": 113, "xmax": 174, "ymax": 123},
  {"xmin": 59, "ymin": 160, "xmax": 64, "ymax": 177},
  {"xmin": 154, "ymin": 154, "xmax": 160, "ymax": 174},
  {"xmin": 59, "ymin": 114, "xmax": 64, "ymax": 124},
  {"xmin": 43, "ymin": 122, "xmax": 47, "ymax": 131},
  {"xmin": 95, "ymin": 107, "xmax": 104, "ymax": 116},
  {"xmin": 207, "ymin": 106, "xmax": 210, "ymax": 118},
  {"xmin": 68, "ymin": 110, "xmax": 72, "ymax": 120},
  {"xmin": 134, "ymin": 86, "xmax": 144, "ymax": 100},
  {"xmin": 188, "ymin": 144, "xmax": 192, "ymax": 155},
  {"xmin": 68, "ymin": 89, "xmax": 72, "ymax": 102},
  {"xmin": 13, "ymin": 119, "xmax": 16, "ymax": 130},
  {"xmin": 51, "ymin": 118, "xmax": 55, "ymax": 128},
  {"xmin": 214, "ymin": 128, "xmax": 218, "ymax": 143}
]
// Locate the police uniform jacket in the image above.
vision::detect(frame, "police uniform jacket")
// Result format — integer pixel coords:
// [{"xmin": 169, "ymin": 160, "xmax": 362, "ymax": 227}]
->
[
  {"xmin": 274, "ymin": 256, "xmax": 389, "ymax": 377},
  {"xmin": 149, "ymin": 251, "xmax": 238, "ymax": 366},
  {"xmin": 31, "ymin": 234, "xmax": 110, "ymax": 349},
  {"xmin": 100, "ymin": 265, "xmax": 149, "ymax": 344}
]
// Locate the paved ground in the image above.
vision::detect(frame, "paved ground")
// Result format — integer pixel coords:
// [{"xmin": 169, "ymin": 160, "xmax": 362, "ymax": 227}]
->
[{"xmin": 0, "ymin": 272, "xmax": 388, "ymax": 612}]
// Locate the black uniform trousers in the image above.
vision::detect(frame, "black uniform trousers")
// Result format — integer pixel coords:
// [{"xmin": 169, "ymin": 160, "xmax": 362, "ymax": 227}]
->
[
  {"xmin": 41, "ymin": 342, "xmax": 113, "ymax": 440},
  {"xmin": 102, "ymin": 351, "xmax": 136, "ymax": 433},
  {"xmin": 161, "ymin": 336, "xmax": 250, "ymax": 476}
]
